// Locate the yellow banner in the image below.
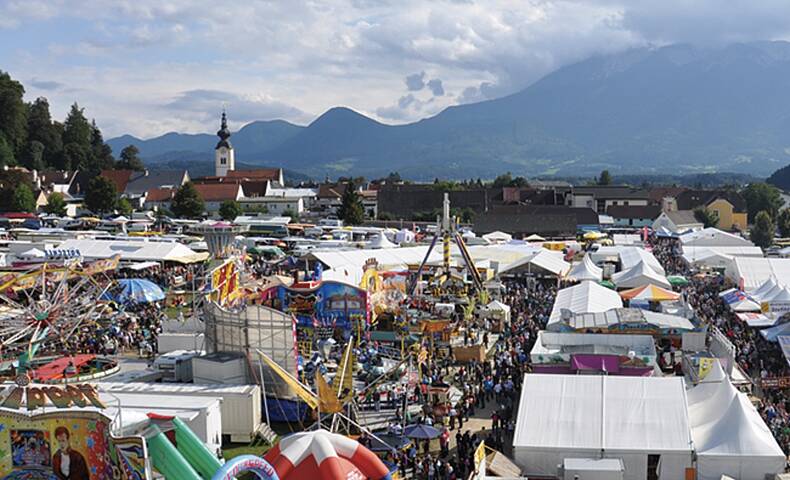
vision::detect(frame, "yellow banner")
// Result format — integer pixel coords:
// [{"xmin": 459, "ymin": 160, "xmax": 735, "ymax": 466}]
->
[
  {"xmin": 256, "ymin": 350, "xmax": 318, "ymax": 410},
  {"xmin": 698, "ymin": 357, "xmax": 715, "ymax": 380},
  {"xmin": 474, "ymin": 441, "xmax": 486, "ymax": 469}
]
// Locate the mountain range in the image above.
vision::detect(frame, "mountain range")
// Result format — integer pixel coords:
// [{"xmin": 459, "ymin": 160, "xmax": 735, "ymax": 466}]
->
[{"xmin": 109, "ymin": 41, "xmax": 790, "ymax": 181}]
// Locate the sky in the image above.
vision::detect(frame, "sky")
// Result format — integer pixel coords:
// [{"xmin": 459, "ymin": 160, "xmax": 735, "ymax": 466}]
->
[{"xmin": 2, "ymin": 0, "xmax": 790, "ymax": 139}]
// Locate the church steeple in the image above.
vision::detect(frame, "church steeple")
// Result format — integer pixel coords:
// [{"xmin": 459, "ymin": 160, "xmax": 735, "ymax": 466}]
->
[
  {"xmin": 215, "ymin": 110, "xmax": 235, "ymax": 176},
  {"xmin": 216, "ymin": 110, "xmax": 232, "ymax": 150}
]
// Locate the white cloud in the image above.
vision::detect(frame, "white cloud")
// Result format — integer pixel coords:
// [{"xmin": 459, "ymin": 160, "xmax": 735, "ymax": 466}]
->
[{"xmin": 4, "ymin": 0, "xmax": 790, "ymax": 137}]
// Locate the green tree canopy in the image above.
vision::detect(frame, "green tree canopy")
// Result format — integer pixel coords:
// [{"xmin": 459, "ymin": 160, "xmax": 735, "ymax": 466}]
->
[
  {"xmin": 778, "ymin": 208, "xmax": 790, "ymax": 238},
  {"xmin": 87, "ymin": 121, "xmax": 115, "ymax": 173},
  {"xmin": 44, "ymin": 192, "xmax": 67, "ymax": 216},
  {"xmin": 742, "ymin": 183, "xmax": 782, "ymax": 222},
  {"xmin": 751, "ymin": 210, "xmax": 775, "ymax": 249},
  {"xmin": 11, "ymin": 184, "xmax": 35, "ymax": 213},
  {"xmin": 117, "ymin": 197, "xmax": 133, "ymax": 216},
  {"xmin": 0, "ymin": 136, "xmax": 14, "ymax": 168},
  {"xmin": 26, "ymin": 141, "xmax": 45, "ymax": 171},
  {"xmin": 171, "ymin": 182, "xmax": 205, "ymax": 219},
  {"xmin": 0, "ymin": 71, "xmax": 27, "ymax": 157},
  {"xmin": 693, "ymin": 207, "xmax": 719, "ymax": 229},
  {"xmin": 26, "ymin": 97, "xmax": 62, "ymax": 166},
  {"xmin": 598, "ymin": 170, "xmax": 613, "ymax": 185},
  {"xmin": 85, "ymin": 176, "xmax": 117, "ymax": 214},
  {"xmin": 62, "ymin": 103, "xmax": 92, "ymax": 149},
  {"xmin": 337, "ymin": 182, "xmax": 364, "ymax": 225},
  {"xmin": 116, "ymin": 145, "xmax": 145, "ymax": 171},
  {"xmin": 219, "ymin": 199, "xmax": 242, "ymax": 221}
]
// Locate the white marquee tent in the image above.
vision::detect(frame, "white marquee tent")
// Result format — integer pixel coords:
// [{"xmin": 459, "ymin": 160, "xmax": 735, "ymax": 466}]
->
[
  {"xmin": 566, "ymin": 255, "xmax": 603, "ymax": 282},
  {"xmin": 57, "ymin": 239, "xmax": 209, "ymax": 264},
  {"xmin": 612, "ymin": 261, "xmax": 671, "ymax": 289},
  {"xmin": 590, "ymin": 246, "xmax": 666, "ymax": 276},
  {"xmin": 513, "ymin": 374, "xmax": 693, "ymax": 480},
  {"xmin": 679, "ymin": 228, "xmax": 754, "ymax": 247},
  {"xmin": 548, "ymin": 281, "xmax": 623, "ymax": 326},
  {"xmin": 687, "ymin": 360, "xmax": 785, "ymax": 480},
  {"xmin": 727, "ymin": 257, "xmax": 790, "ymax": 291},
  {"xmin": 497, "ymin": 249, "xmax": 570, "ymax": 277},
  {"xmin": 482, "ymin": 231, "xmax": 512, "ymax": 244}
]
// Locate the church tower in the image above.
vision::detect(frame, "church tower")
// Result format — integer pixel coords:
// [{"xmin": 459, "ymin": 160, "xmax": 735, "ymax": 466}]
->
[{"xmin": 215, "ymin": 111, "xmax": 235, "ymax": 177}]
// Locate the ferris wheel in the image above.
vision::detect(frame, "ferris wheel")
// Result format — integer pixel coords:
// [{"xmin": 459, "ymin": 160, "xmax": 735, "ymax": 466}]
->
[{"xmin": 0, "ymin": 262, "xmax": 114, "ymax": 370}]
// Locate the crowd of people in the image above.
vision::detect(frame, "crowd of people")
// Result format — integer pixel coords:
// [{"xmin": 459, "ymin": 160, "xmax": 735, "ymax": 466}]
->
[{"xmin": 650, "ymin": 237, "xmax": 790, "ymax": 456}]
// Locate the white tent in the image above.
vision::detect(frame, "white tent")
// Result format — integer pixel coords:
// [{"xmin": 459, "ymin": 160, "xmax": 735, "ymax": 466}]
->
[
  {"xmin": 483, "ymin": 300, "xmax": 511, "ymax": 324},
  {"xmin": 19, "ymin": 247, "xmax": 45, "ymax": 259},
  {"xmin": 482, "ymin": 231, "xmax": 512, "ymax": 244},
  {"xmin": 548, "ymin": 281, "xmax": 623, "ymax": 326},
  {"xmin": 498, "ymin": 249, "xmax": 570, "ymax": 277},
  {"xmin": 612, "ymin": 261, "xmax": 671, "ymax": 289},
  {"xmin": 750, "ymin": 278, "xmax": 779, "ymax": 301},
  {"xmin": 679, "ymin": 228, "xmax": 754, "ymax": 247},
  {"xmin": 590, "ymin": 246, "xmax": 666, "ymax": 276},
  {"xmin": 525, "ymin": 234, "xmax": 546, "ymax": 242},
  {"xmin": 56, "ymin": 239, "xmax": 209, "ymax": 264},
  {"xmin": 366, "ymin": 233, "xmax": 396, "ymax": 249},
  {"xmin": 513, "ymin": 374, "xmax": 693, "ymax": 480},
  {"xmin": 687, "ymin": 361, "xmax": 785, "ymax": 480},
  {"xmin": 394, "ymin": 229, "xmax": 416, "ymax": 244},
  {"xmin": 726, "ymin": 257, "xmax": 790, "ymax": 291},
  {"xmin": 566, "ymin": 255, "xmax": 603, "ymax": 282}
]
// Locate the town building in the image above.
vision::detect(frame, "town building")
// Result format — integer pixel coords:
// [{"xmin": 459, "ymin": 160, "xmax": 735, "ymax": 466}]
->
[{"xmin": 565, "ymin": 186, "xmax": 650, "ymax": 214}]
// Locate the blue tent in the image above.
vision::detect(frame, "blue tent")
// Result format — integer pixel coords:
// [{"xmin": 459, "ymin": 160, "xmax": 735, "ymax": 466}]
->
[
  {"xmin": 105, "ymin": 279, "xmax": 165, "ymax": 304},
  {"xmin": 404, "ymin": 424, "xmax": 442, "ymax": 439},
  {"xmin": 761, "ymin": 321, "xmax": 790, "ymax": 342}
]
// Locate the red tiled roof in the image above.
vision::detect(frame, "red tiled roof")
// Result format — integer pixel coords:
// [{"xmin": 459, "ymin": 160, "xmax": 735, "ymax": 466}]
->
[
  {"xmin": 193, "ymin": 183, "xmax": 241, "ymax": 201},
  {"xmin": 100, "ymin": 169, "xmax": 133, "ymax": 193},
  {"xmin": 225, "ymin": 168, "xmax": 281, "ymax": 181},
  {"xmin": 146, "ymin": 187, "xmax": 175, "ymax": 202}
]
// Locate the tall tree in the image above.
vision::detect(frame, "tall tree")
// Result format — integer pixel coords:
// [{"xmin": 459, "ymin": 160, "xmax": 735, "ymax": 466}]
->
[
  {"xmin": 88, "ymin": 120, "xmax": 115, "ymax": 173},
  {"xmin": 116, "ymin": 145, "xmax": 145, "ymax": 171},
  {"xmin": 11, "ymin": 184, "xmax": 36, "ymax": 213},
  {"xmin": 751, "ymin": 210, "xmax": 775, "ymax": 249},
  {"xmin": 598, "ymin": 170, "xmax": 613, "ymax": 186},
  {"xmin": 337, "ymin": 182, "xmax": 364, "ymax": 225},
  {"xmin": 693, "ymin": 207, "xmax": 719, "ymax": 229},
  {"xmin": 44, "ymin": 192, "xmax": 67, "ymax": 216},
  {"xmin": 0, "ymin": 136, "xmax": 14, "ymax": 168},
  {"xmin": 62, "ymin": 103, "xmax": 92, "ymax": 149},
  {"xmin": 61, "ymin": 143, "xmax": 86, "ymax": 171},
  {"xmin": 171, "ymin": 182, "xmax": 205, "ymax": 219},
  {"xmin": 117, "ymin": 197, "xmax": 133, "ymax": 216},
  {"xmin": 25, "ymin": 97, "xmax": 62, "ymax": 167},
  {"xmin": 26, "ymin": 141, "xmax": 45, "ymax": 171},
  {"xmin": 84, "ymin": 176, "xmax": 117, "ymax": 214},
  {"xmin": 742, "ymin": 183, "xmax": 782, "ymax": 223},
  {"xmin": 219, "ymin": 200, "xmax": 242, "ymax": 221},
  {"xmin": 778, "ymin": 208, "xmax": 790, "ymax": 238},
  {"xmin": 0, "ymin": 71, "xmax": 27, "ymax": 158}
]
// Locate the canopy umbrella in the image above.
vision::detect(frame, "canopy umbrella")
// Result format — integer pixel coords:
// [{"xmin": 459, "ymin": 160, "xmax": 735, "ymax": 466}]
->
[
  {"xmin": 583, "ymin": 231, "xmax": 605, "ymax": 240},
  {"xmin": 105, "ymin": 278, "xmax": 165, "ymax": 304},
  {"xmin": 620, "ymin": 284, "xmax": 681, "ymax": 302},
  {"xmin": 404, "ymin": 424, "xmax": 442, "ymax": 439},
  {"xmin": 667, "ymin": 275, "xmax": 689, "ymax": 287},
  {"xmin": 598, "ymin": 280, "xmax": 616, "ymax": 290}
]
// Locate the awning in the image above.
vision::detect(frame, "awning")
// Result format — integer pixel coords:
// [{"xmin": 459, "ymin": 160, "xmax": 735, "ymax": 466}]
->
[
  {"xmin": 737, "ymin": 312, "xmax": 778, "ymax": 328},
  {"xmin": 123, "ymin": 261, "xmax": 160, "ymax": 270},
  {"xmin": 571, "ymin": 354, "xmax": 620, "ymax": 373}
]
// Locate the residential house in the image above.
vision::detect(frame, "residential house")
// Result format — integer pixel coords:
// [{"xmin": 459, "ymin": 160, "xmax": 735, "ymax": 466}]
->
[
  {"xmin": 143, "ymin": 188, "xmax": 176, "ymax": 212},
  {"xmin": 652, "ymin": 210, "xmax": 704, "ymax": 233},
  {"xmin": 565, "ymin": 186, "xmax": 650, "ymax": 214},
  {"xmin": 193, "ymin": 183, "xmax": 245, "ymax": 217},
  {"xmin": 100, "ymin": 170, "xmax": 134, "ymax": 195},
  {"xmin": 606, "ymin": 205, "xmax": 662, "ymax": 227},
  {"xmin": 263, "ymin": 183, "xmax": 319, "ymax": 209},
  {"xmin": 224, "ymin": 168, "xmax": 284, "ymax": 186},
  {"xmin": 240, "ymin": 196, "xmax": 305, "ymax": 216},
  {"xmin": 123, "ymin": 170, "xmax": 190, "ymax": 209},
  {"xmin": 316, "ymin": 183, "xmax": 349, "ymax": 215},
  {"xmin": 675, "ymin": 190, "xmax": 747, "ymax": 231}
]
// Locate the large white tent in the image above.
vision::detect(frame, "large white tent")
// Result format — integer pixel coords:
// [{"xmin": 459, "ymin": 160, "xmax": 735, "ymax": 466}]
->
[
  {"xmin": 727, "ymin": 257, "xmax": 790, "ymax": 291},
  {"xmin": 679, "ymin": 228, "xmax": 754, "ymax": 247},
  {"xmin": 57, "ymin": 239, "xmax": 209, "ymax": 264},
  {"xmin": 513, "ymin": 374, "xmax": 693, "ymax": 480},
  {"xmin": 566, "ymin": 255, "xmax": 603, "ymax": 282},
  {"xmin": 548, "ymin": 281, "xmax": 623, "ymax": 326},
  {"xmin": 497, "ymin": 249, "xmax": 570, "ymax": 277},
  {"xmin": 687, "ymin": 361, "xmax": 785, "ymax": 480},
  {"xmin": 612, "ymin": 261, "xmax": 671, "ymax": 289},
  {"xmin": 590, "ymin": 246, "xmax": 666, "ymax": 276}
]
